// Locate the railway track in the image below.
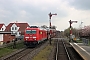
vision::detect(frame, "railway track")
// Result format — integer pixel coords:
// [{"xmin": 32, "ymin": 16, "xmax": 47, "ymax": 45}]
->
[
  {"xmin": 1, "ymin": 40, "xmax": 48, "ymax": 60},
  {"xmin": 55, "ymin": 39, "xmax": 83, "ymax": 60},
  {"xmin": 3, "ymin": 48, "xmax": 33, "ymax": 60},
  {"xmin": 56, "ymin": 39, "xmax": 71, "ymax": 60}
]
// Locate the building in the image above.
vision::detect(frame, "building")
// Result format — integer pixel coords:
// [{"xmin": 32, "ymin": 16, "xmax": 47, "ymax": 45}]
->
[
  {"xmin": 3, "ymin": 22, "xmax": 30, "ymax": 43},
  {"xmin": 0, "ymin": 23, "xmax": 6, "ymax": 45}
]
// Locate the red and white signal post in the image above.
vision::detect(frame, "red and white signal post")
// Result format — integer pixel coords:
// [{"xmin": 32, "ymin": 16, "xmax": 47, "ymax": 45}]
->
[
  {"xmin": 69, "ymin": 20, "xmax": 77, "ymax": 42},
  {"xmin": 48, "ymin": 12, "xmax": 57, "ymax": 45}
]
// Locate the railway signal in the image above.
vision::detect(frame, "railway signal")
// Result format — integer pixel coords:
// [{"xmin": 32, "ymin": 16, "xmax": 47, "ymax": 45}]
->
[
  {"xmin": 69, "ymin": 20, "xmax": 77, "ymax": 42},
  {"xmin": 48, "ymin": 12, "xmax": 57, "ymax": 45},
  {"xmin": 49, "ymin": 12, "xmax": 57, "ymax": 28}
]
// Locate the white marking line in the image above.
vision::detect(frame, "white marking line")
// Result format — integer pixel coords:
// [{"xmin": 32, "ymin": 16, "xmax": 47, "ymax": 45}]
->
[
  {"xmin": 63, "ymin": 41, "xmax": 71, "ymax": 60},
  {"xmin": 56, "ymin": 39, "xmax": 58, "ymax": 60},
  {"xmin": 72, "ymin": 43, "xmax": 90, "ymax": 56}
]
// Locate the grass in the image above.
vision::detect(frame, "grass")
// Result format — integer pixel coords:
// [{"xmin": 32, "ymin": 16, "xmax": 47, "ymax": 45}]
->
[
  {"xmin": 33, "ymin": 45, "xmax": 53, "ymax": 60},
  {"xmin": 0, "ymin": 48, "xmax": 14, "ymax": 57},
  {"xmin": 75, "ymin": 40, "xmax": 82, "ymax": 43},
  {"xmin": 32, "ymin": 40, "xmax": 54, "ymax": 60},
  {"xmin": 0, "ymin": 41, "xmax": 24, "ymax": 57}
]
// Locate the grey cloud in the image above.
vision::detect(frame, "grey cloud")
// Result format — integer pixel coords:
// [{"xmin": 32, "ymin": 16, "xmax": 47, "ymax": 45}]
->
[
  {"xmin": 68, "ymin": 0, "xmax": 90, "ymax": 10},
  {"xmin": 0, "ymin": 0, "xmax": 68, "ymax": 26}
]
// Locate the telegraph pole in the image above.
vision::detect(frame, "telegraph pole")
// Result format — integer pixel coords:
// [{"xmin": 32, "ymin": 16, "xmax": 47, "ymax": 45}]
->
[{"xmin": 48, "ymin": 12, "xmax": 57, "ymax": 45}]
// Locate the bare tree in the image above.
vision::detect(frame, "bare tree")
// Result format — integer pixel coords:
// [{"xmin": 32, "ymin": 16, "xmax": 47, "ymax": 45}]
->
[
  {"xmin": 51, "ymin": 25, "xmax": 56, "ymax": 29},
  {"xmin": 41, "ymin": 25, "xmax": 48, "ymax": 29}
]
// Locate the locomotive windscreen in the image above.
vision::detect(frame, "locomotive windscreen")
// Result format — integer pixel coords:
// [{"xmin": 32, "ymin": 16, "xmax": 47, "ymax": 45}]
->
[{"xmin": 26, "ymin": 30, "xmax": 36, "ymax": 34}]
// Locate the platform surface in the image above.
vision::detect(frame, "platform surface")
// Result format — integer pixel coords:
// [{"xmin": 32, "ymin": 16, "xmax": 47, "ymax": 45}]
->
[{"xmin": 70, "ymin": 43, "xmax": 90, "ymax": 60}]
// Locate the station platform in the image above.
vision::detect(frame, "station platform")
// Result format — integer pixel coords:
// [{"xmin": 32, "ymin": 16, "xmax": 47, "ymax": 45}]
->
[{"xmin": 70, "ymin": 43, "xmax": 90, "ymax": 60}]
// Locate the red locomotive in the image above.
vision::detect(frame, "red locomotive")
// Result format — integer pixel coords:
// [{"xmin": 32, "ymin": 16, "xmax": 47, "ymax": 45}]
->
[
  {"xmin": 24, "ymin": 26, "xmax": 48, "ymax": 47},
  {"xmin": 24, "ymin": 26, "xmax": 56, "ymax": 47}
]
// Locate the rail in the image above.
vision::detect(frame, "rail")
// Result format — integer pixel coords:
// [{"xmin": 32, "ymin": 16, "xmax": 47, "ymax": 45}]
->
[{"xmin": 55, "ymin": 39, "xmax": 71, "ymax": 60}]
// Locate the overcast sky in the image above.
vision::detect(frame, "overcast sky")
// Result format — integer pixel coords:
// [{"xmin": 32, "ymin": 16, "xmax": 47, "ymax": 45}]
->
[{"xmin": 0, "ymin": 0, "xmax": 90, "ymax": 31}]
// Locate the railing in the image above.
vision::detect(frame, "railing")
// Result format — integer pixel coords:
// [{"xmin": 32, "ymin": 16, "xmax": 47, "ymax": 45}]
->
[{"xmin": 82, "ymin": 38, "xmax": 89, "ymax": 45}]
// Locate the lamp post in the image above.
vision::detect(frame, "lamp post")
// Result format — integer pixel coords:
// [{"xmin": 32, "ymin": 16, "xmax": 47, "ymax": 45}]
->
[{"xmin": 48, "ymin": 12, "xmax": 57, "ymax": 45}]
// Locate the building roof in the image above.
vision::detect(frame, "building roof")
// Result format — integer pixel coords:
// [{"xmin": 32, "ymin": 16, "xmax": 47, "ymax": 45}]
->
[
  {"xmin": 0, "ymin": 23, "xmax": 5, "ymax": 30},
  {"xmin": 5, "ymin": 23, "xmax": 30, "ymax": 31}
]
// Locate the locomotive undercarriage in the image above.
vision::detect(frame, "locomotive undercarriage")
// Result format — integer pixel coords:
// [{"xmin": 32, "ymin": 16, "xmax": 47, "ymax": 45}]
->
[{"xmin": 24, "ymin": 41, "xmax": 38, "ymax": 47}]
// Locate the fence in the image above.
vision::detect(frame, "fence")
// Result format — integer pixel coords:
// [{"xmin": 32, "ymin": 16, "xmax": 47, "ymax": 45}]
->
[{"xmin": 82, "ymin": 38, "xmax": 89, "ymax": 45}]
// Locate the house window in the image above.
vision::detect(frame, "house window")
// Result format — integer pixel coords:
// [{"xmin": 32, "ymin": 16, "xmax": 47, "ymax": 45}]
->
[
  {"xmin": 12, "ymin": 27, "xmax": 14, "ymax": 30},
  {"xmin": 2, "ymin": 28, "xmax": 3, "ymax": 30},
  {"xmin": 15, "ymin": 27, "xmax": 17, "ymax": 30}
]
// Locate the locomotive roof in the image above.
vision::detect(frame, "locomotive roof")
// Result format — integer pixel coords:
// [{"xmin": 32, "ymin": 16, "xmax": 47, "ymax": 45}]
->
[
  {"xmin": 30, "ymin": 26, "xmax": 38, "ymax": 28},
  {"xmin": 26, "ymin": 27, "xmax": 48, "ymax": 31}
]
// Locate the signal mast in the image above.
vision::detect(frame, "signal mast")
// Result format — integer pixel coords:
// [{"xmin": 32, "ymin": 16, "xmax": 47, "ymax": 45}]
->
[{"xmin": 48, "ymin": 12, "xmax": 57, "ymax": 45}]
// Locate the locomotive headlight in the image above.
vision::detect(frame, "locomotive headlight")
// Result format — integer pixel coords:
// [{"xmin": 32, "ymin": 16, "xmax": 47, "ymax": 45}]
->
[
  {"xmin": 34, "ymin": 39, "xmax": 36, "ymax": 40},
  {"xmin": 33, "ymin": 37, "xmax": 36, "ymax": 38},
  {"xmin": 25, "ymin": 37, "xmax": 29, "ymax": 38},
  {"xmin": 26, "ymin": 39, "xmax": 27, "ymax": 40}
]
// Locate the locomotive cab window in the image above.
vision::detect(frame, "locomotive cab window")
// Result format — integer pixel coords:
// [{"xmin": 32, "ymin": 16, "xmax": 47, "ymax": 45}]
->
[
  {"xmin": 32, "ymin": 30, "xmax": 36, "ymax": 34},
  {"xmin": 26, "ymin": 30, "xmax": 36, "ymax": 34}
]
